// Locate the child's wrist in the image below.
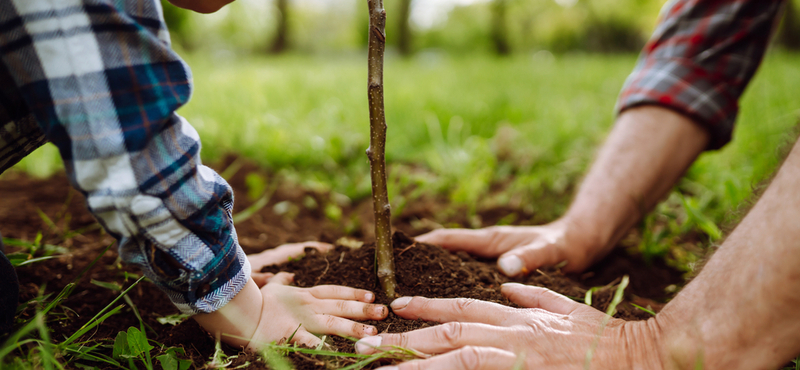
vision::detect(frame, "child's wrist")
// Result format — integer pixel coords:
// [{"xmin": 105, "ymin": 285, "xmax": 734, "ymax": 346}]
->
[{"xmin": 193, "ymin": 278, "xmax": 263, "ymax": 348}]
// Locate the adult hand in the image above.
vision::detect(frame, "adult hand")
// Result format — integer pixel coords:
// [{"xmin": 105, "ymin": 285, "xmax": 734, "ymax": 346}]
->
[
  {"xmin": 247, "ymin": 241, "xmax": 333, "ymax": 287},
  {"xmin": 416, "ymin": 218, "xmax": 601, "ymax": 275},
  {"xmin": 355, "ymin": 283, "xmax": 661, "ymax": 369}
]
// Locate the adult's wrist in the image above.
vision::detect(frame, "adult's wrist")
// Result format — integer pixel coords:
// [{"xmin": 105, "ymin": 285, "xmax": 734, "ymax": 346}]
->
[
  {"xmin": 616, "ymin": 319, "xmax": 667, "ymax": 369},
  {"xmin": 555, "ymin": 214, "xmax": 618, "ymax": 271}
]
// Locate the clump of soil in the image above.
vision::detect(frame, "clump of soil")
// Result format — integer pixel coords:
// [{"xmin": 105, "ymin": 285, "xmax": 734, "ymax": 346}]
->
[{"xmin": 0, "ymin": 157, "xmax": 683, "ymax": 369}]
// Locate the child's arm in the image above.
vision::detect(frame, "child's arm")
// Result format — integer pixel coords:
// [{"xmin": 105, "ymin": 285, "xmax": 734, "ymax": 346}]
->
[
  {"xmin": 194, "ymin": 274, "xmax": 388, "ymax": 349},
  {"xmin": 167, "ymin": 0, "xmax": 234, "ymax": 13}
]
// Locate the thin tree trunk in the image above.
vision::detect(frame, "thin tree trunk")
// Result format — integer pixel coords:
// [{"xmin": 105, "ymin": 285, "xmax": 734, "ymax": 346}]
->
[
  {"xmin": 780, "ymin": 0, "xmax": 800, "ymax": 50},
  {"xmin": 270, "ymin": 0, "xmax": 289, "ymax": 54},
  {"xmin": 397, "ymin": 0, "xmax": 413, "ymax": 56},
  {"xmin": 366, "ymin": 0, "xmax": 397, "ymax": 299},
  {"xmin": 491, "ymin": 0, "xmax": 511, "ymax": 55}
]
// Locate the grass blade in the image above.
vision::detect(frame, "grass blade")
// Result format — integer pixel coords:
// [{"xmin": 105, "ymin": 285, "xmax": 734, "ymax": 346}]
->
[
  {"xmin": 584, "ymin": 275, "xmax": 629, "ymax": 369},
  {"xmin": 62, "ymin": 276, "xmax": 144, "ymax": 345},
  {"xmin": 630, "ymin": 303, "xmax": 656, "ymax": 316}
]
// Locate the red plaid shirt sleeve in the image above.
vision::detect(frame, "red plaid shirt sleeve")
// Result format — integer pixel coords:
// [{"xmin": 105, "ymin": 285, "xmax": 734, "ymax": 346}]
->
[{"xmin": 616, "ymin": 0, "xmax": 784, "ymax": 149}]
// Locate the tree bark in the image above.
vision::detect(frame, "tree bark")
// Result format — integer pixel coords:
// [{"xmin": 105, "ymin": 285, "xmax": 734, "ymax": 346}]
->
[
  {"xmin": 779, "ymin": 0, "xmax": 800, "ymax": 50},
  {"xmin": 397, "ymin": 0, "xmax": 413, "ymax": 56},
  {"xmin": 366, "ymin": 0, "xmax": 397, "ymax": 299},
  {"xmin": 491, "ymin": 0, "xmax": 511, "ymax": 55},
  {"xmin": 270, "ymin": 0, "xmax": 289, "ymax": 54}
]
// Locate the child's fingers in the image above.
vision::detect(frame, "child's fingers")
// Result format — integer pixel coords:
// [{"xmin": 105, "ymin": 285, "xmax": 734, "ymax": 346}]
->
[
  {"xmin": 311, "ymin": 315, "xmax": 378, "ymax": 338},
  {"xmin": 287, "ymin": 329, "xmax": 323, "ymax": 348},
  {"xmin": 314, "ymin": 300, "xmax": 388, "ymax": 320},
  {"xmin": 266, "ymin": 272, "xmax": 295, "ymax": 286},
  {"xmin": 251, "ymin": 272, "xmax": 274, "ymax": 287},
  {"xmin": 247, "ymin": 241, "xmax": 334, "ymax": 270},
  {"xmin": 308, "ymin": 285, "xmax": 376, "ymax": 303}
]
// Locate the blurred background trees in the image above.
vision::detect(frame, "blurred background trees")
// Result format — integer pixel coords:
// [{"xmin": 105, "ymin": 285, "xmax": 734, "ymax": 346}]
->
[{"xmin": 160, "ymin": 0, "xmax": 800, "ymax": 56}]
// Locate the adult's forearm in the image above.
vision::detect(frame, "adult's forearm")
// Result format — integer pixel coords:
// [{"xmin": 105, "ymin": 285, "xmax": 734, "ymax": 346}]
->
[
  {"xmin": 654, "ymin": 139, "xmax": 800, "ymax": 369},
  {"xmin": 562, "ymin": 105, "xmax": 709, "ymax": 262}
]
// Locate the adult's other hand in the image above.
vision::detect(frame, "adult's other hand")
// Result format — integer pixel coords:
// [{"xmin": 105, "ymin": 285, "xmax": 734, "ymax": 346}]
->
[
  {"xmin": 355, "ymin": 283, "xmax": 661, "ymax": 369},
  {"xmin": 416, "ymin": 218, "xmax": 600, "ymax": 276}
]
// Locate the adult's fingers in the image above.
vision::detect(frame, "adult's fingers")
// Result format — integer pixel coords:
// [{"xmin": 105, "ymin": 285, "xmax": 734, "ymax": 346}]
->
[
  {"xmin": 376, "ymin": 346, "xmax": 519, "ymax": 370},
  {"xmin": 310, "ymin": 315, "xmax": 378, "ymax": 338},
  {"xmin": 389, "ymin": 296, "xmax": 517, "ymax": 326},
  {"xmin": 355, "ymin": 322, "xmax": 520, "ymax": 355},
  {"xmin": 501, "ymin": 283, "xmax": 582, "ymax": 315},
  {"xmin": 248, "ymin": 241, "xmax": 333, "ymax": 270},
  {"xmin": 415, "ymin": 228, "xmax": 514, "ymax": 257},
  {"xmin": 496, "ymin": 238, "xmax": 564, "ymax": 277},
  {"xmin": 308, "ymin": 285, "xmax": 377, "ymax": 303},
  {"xmin": 313, "ymin": 299, "xmax": 388, "ymax": 321}
]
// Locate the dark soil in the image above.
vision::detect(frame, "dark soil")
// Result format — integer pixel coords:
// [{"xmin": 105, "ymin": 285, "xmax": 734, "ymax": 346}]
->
[{"xmin": 0, "ymin": 156, "xmax": 684, "ymax": 369}]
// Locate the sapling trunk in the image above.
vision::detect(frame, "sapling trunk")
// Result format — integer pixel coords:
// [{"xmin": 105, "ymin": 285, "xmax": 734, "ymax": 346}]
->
[{"xmin": 366, "ymin": 0, "xmax": 397, "ymax": 299}]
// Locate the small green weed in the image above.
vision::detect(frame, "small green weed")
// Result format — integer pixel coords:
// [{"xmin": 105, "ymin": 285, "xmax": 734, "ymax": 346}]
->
[{"xmin": 584, "ymin": 275, "xmax": 629, "ymax": 369}]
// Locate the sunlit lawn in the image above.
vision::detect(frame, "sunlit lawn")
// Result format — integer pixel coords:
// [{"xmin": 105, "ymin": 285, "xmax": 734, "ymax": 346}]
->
[{"xmin": 13, "ymin": 50, "xmax": 800, "ymax": 254}]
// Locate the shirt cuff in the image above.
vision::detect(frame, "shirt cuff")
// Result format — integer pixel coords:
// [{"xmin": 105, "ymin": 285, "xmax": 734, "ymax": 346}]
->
[
  {"xmin": 616, "ymin": 57, "xmax": 740, "ymax": 150},
  {"xmin": 154, "ymin": 240, "xmax": 252, "ymax": 315}
]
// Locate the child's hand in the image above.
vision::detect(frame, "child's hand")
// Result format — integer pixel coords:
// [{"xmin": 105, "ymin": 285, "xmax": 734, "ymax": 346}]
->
[
  {"xmin": 249, "ymin": 272, "xmax": 388, "ymax": 349},
  {"xmin": 194, "ymin": 275, "xmax": 388, "ymax": 350},
  {"xmin": 247, "ymin": 241, "xmax": 333, "ymax": 287}
]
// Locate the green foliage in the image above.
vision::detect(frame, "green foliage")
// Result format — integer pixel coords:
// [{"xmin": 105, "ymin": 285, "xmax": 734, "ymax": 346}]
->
[
  {"xmin": 113, "ymin": 327, "xmax": 154, "ymax": 366},
  {"xmin": 246, "ymin": 172, "xmax": 269, "ymax": 201},
  {"xmin": 584, "ymin": 275, "xmax": 629, "ymax": 368},
  {"xmin": 3, "ymin": 235, "xmax": 67, "ymax": 268},
  {"xmin": 156, "ymin": 313, "xmax": 192, "ymax": 326},
  {"xmin": 261, "ymin": 346, "xmax": 294, "ymax": 370},
  {"xmin": 9, "ymin": 51, "xmax": 800, "ymax": 264},
  {"xmin": 151, "ymin": 0, "xmax": 671, "ymax": 55},
  {"xmin": 157, "ymin": 348, "xmax": 193, "ymax": 370},
  {"xmin": 160, "ymin": 0, "xmax": 191, "ymax": 44},
  {"xmin": 787, "ymin": 355, "xmax": 799, "ymax": 370}
]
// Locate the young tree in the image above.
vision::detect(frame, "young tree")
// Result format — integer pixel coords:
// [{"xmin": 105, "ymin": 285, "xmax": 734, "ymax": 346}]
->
[{"xmin": 366, "ymin": 0, "xmax": 397, "ymax": 299}]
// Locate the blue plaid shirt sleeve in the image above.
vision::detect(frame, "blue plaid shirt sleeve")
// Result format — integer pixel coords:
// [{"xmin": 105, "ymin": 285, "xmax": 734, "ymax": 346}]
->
[{"xmin": 0, "ymin": 0, "xmax": 250, "ymax": 314}]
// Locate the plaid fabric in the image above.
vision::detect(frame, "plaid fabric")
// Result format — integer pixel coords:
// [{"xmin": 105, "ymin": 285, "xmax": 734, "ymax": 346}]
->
[
  {"xmin": 0, "ymin": 0, "xmax": 250, "ymax": 314},
  {"xmin": 617, "ymin": 0, "xmax": 784, "ymax": 149}
]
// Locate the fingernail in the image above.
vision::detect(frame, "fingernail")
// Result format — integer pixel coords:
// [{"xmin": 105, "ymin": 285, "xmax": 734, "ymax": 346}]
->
[
  {"xmin": 390, "ymin": 296, "xmax": 412, "ymax": 310},
  {"xmin": 364, "ymin": 325, "xmax": 377, "ymax": 335},
  {"xmin": 355, "ymin": 335, "xmax": 382, "ymax": 354},
  {"xmin": 365, "ymin": 292, "xmax": 374, "ymax": 302},
  {"xmin": 498, "ymin": 255, "xmax": 523, "ymax": 276}
]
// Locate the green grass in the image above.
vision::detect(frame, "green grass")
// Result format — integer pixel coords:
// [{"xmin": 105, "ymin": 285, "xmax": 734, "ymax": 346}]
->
[
  {"xmin": 5, "ymin": 51, "xmax": 800, "ymax": 366},
  {"xmin": 9, "ymin": 51, "xmax": 800, "ymax": 260},
  {"xmin": 1, "ymin": 245, "xmax": 411, "ymax": 370}
]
